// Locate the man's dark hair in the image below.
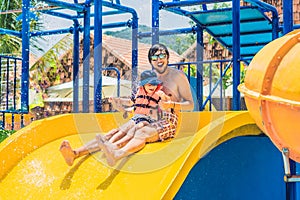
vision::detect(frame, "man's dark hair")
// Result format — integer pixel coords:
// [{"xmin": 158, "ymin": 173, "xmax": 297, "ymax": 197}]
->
[{"xmin": 148, "ymin": 43, "xmax": 170, "ymax": 63}]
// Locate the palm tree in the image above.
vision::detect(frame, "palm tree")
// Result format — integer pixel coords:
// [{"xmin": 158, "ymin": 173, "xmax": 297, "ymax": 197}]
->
[
  {"xmin": 0, "ymin": 0, "xmax": 23, "ymax": 54},
  {"xmin": 30, "ymin": 34, "xmax": 74, "ymax": 88},
  {"xmin": 0, "ymin": 0, "xmax": 44, "ymax": 55}
]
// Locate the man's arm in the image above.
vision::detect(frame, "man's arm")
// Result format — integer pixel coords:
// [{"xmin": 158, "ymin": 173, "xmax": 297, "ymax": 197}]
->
[
  {"xmin": 174, "ymin": 70, "xmax": 194, "ymax": 111},
  {"xmin": 159, "ymin": 70, "xmax": 194, "ymax": 111}
]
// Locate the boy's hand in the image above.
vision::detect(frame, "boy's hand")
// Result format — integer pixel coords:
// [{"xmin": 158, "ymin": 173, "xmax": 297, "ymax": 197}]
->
[{"xmin": 109, "ymin": 97, "xmax": 125, "ymax": 112}]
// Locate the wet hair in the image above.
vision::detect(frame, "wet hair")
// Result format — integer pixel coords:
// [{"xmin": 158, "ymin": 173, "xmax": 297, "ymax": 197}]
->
[{"xmin": 148, "ymin": 43, "xmax": 170, "ymax": 63}]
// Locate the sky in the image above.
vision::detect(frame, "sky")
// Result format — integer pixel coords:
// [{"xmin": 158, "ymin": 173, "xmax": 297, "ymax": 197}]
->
[
  {"xmin": 110, "ymin": 0, "xmax": 191, "ymax": 30},
  {"xmin": 38, "ymin": 0, "xmax": 192, "ymax": 55},
  {"xmin": 44, "ymin": 0, "xmax": 192, "ymax": 32}
]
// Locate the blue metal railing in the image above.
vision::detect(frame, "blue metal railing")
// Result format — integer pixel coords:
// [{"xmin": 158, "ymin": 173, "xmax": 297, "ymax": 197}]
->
[
  {"xmin": 201, "ymin": 60, "xmax": 232, "ymax": 111},
  {"xmin": 169, "ymin": 59, "xmax": 248, "ymax": 111},
  {"xmin": 0, "ymin": 0, "xmax": 293, "ymax": 126},
  {"xmin": 0, "ymin": 55, "xmax": 29, "ymax": 130},
  {"xmin": 102, "ymin": 67, "xmax": 121, "ymax": 98}
]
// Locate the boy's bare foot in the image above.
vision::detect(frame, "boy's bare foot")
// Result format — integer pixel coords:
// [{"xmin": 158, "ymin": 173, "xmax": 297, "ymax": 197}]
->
[
  {"xmin": 59, "ymin": 140, "xmax": 77, "ymax": 166},
  {"xmin": 97, "ymin": 137, "xmax": 117, "ymax": 167}
]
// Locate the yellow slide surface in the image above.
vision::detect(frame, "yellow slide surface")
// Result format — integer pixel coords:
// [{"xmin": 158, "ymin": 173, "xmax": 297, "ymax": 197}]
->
[{"xmin": 0, "ymin": 111, "xmax": 261, "ymax": 199}]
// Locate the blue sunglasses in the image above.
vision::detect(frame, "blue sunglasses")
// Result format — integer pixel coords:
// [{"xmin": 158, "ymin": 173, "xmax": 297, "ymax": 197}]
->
[{"xmin": 151, "ymin": 53, "xmax": 167, "ymax": 61}]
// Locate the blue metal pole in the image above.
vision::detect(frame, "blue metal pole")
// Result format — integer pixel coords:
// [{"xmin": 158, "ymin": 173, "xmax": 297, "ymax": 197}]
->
[
  {"xmin": 152, "ymin": 0, "xmax": 160, "ymax": 44},
  {"xmin": 101, "ymin": 21, "xmax": 129, "ymax": 29},
  {"xmin": 13, "ymin": 59, "xmax": 17, "ymax": 110},
  {"xmin": 21, "ymin": 0, "xmax": 30, "ymax": 112},
  {"xmin": 73, "ymin": 21, "xmax": 80, "ymax": 113},
  {"xmin": 196, "ymin": 26, "xmax": 203, "ymax": 111},
  {"xmin": 271, "ymin": 11, "xmax": 279, "ymax": 39},
  {"xmin": 283, "ymin": 0, "xmax": 293, "ymax": 34},
  {"xmin": 102, "ymin": 67, "xmax": 121, "ymax": 97},
  {"xmin": 0, "ymin": 29, "xmax": 21, "ymax": 37},
  {"xmin": 82, "ymin": 4, "xmax": 91, "ymax": 113},
  {"xmin": 42, "ymin": 0, "xmax": 85, "ymax": 12},
  {"xmin": 39, "ymin": 10, "xmax": 75, "ymax": 20},
  {"xmin": 161, "ymin": 0, "xmax": 230, "ymax": 8},
  {"xmin": 287, "ymin": 160, "xmax": 297, "ymax": 200},
  {"xmin": 138, "ymin": 27, "xmax": 195, "ymax": 38},
  {"xmin": 6, "ymin": 59, "xmax": 10, "ymax": 110},
  {"xmin": 30, "ymin": 28, "xmax": 72, "ymax": 37},
  {"xmin": 131, "ymin": 12, "xmax": 139, "ymax": 92},
  {"xmin": 79, "ymin": 21, "xmax": 130, "ymax": 32},
  {"xmin": 102, "ymin": 1, "xmax": 137, "ymax": 15},
  {"xmin": 100, "ymin": 0, "xmax": 138, "ymax": 91},
  {"xmin": 94, "ymin": 0, "xmax": 103, "ymax": 113},
  {"xmin": 245, "ymin": 0, "xmax": 279, "ymax": 39},
  {"xmin": 232, "ymin": 0, "xmax": 241, "ymax": 110},
  {"xmin": 30, "ymin": 22, "xmax": 129, "ymax": 37},
  {"xmin": 295, "ymin": 162, "xmax": 300, "ymax": 200},
  {"xmin": 41, "ymin": 9, "xmax": 126, "ymax": 20}
]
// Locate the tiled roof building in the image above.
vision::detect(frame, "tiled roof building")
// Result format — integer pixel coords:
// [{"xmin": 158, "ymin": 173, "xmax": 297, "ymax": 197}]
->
[{"xmin": 31, "ymin": 34, "xmax": 183, "ymax": 118}]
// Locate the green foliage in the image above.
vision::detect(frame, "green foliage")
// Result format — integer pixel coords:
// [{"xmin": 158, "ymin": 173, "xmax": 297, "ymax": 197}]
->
[
  {"xmin": 212, "ymin": 2, "xmax": 231, "ymax": 9},
  {"xmin": 105, "ymin": 25, "xmax": 196, "ymax": 55},
  {"xmin": 0, "ymin": 129, "xmax": 16, "ymax": 143},
  {"xmin": 222, "ymin": 66, "xmax": 232, "ymax": 89},
  {"xmin": 221, "ymin": 63, "xmax": 248, "ymax": 89},
  {"xmin": 182, "ymin": 63, "xmax": 219, "ymax": 81},
  {"xmin": 0, "ymin": 0, "xmax": 45, "ymax": 54},
  {"xmin": 182, "ymin": 64, "xmax": 197, "ymax": 77},
  {"xmin": 182, "ymin": 62, "xmax": 247, "ymax": 90},
  {"xmin": 0, "ymin": 0, "xmax": 22, "ymax": 54}
]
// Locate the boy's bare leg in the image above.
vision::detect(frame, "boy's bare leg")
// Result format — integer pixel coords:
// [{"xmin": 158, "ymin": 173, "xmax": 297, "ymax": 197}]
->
[
  {"xmin": 59, "ymin": 134, "xmax": 111, "ymax": 166},
  {"xmin": 108, "ymin": 120, "xmax": 135, "ymax": 143},
  {"xmin": 113, "ymin": 121, "xmax": 149, "ymax": 147},
  {"xmin": 97, "ymin": 136, "xmax": 119, "ymax": 166},
  {"xmin": 99, "ymin": 136, "xmax": 145, "ymax": 167},
  {"xmin": 60, "ymin": 139, "xmax": 101, "ymax": 166},
  {"xmin": 96, "ymin": 134, "xmax": 118, "ymax": 150},
  {"xmin": 114, "ymin": 126, "xmax": 159, "ymax": 160},
  {"xmin": 99, "ymin": 125, "xmax": 158, "ymax": 167},
  {"xmin": 112, "ymin": 134, "xmax": 133, "ymax": 149},
  {"xmin": 102, "ymin": 128, "xmax": 120, "ymax": 141},
  {"xmin": 107, "ymin": 129, "xmax": 126, "ymax": 144},
  {"xmin": 59, "ymin": 128, "xmax": 123, "ymax": 166}
]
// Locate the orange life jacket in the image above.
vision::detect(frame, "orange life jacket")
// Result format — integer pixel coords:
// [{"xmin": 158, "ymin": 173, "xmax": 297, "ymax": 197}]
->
[{"xmin": 132, "ymin": 86, "xmax": 162, "ymax": 116}]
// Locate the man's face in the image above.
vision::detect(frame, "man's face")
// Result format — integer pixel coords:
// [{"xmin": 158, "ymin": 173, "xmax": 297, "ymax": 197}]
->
[{"xmin": 150, "ymin": 50, "xmax": 168, "ymax": 74}]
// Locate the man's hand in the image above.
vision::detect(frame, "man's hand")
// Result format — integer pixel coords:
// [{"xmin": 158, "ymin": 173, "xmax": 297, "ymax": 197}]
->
[
  {"xmin": 156, "ymin": 90, "xmax": 171, "ymax": 102},
  {"xmin": 158, "ymin": 100, "xmax": 173, "ymax": 111}
]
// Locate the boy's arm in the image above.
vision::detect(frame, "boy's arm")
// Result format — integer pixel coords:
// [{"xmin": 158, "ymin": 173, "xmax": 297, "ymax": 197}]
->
[
  {"xmin": 118, "ymin": 97, "xmax": 134, "ymax": 107},
  {"xmin": 109, "ymin": 97, "xmax": 133, "ymax": 112}
]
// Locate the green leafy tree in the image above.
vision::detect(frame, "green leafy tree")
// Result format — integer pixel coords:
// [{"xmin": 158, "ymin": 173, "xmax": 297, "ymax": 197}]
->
[
  {"xmin": 0, "ymin": 129, "xmax": 15, "ymax": 142},
  {"xmin": 0, "ymin": 0, "xmax": 44, "ymax": 55},
  {"xmin": 105, "ymin": 25, "xmax": 196, "ymax": 55},
  {"xmin": 0, "ymin": 0, "xmax": 22, "ymax": 54}
]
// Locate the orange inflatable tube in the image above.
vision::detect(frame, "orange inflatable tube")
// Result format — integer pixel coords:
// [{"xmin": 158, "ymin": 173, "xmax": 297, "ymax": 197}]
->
[{"xmin": 239, "ymin": 30, "xmax": 300, "ymax": 162}]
